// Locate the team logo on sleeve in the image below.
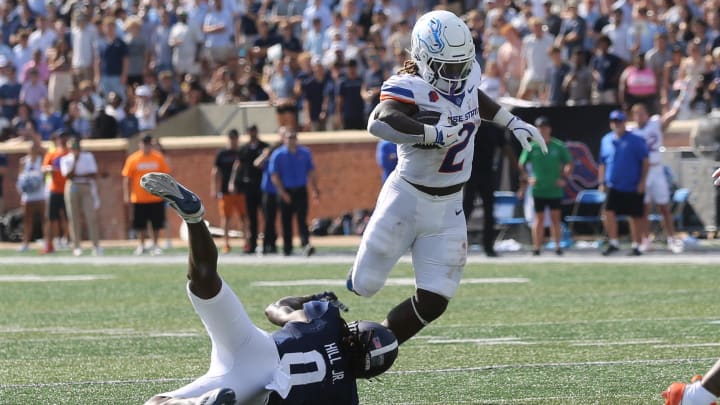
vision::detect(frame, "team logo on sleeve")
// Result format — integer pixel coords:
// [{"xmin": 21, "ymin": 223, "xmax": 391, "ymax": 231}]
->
[{"xmin": 428, "ymin": 90, "xmax": 439, "ymax": 102}]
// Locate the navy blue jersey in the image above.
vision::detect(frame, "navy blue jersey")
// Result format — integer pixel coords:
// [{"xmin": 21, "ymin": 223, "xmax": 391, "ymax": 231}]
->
[{"xmin": 269, "ymin": 301, "xmax": 358, "ymax": 405}]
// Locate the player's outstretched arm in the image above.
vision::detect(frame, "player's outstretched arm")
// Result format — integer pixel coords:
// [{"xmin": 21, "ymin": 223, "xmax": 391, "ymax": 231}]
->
[
  {"xmin": 265, "ymin": 294, "xmax": 313, "ymax": 326},
  {"xmin": 368, "ymin": 100, "xmax": 461, "ymax": 147},
  {"xmin": 477, "ymin": 90, "xmax": 548, "ymax": 154}
]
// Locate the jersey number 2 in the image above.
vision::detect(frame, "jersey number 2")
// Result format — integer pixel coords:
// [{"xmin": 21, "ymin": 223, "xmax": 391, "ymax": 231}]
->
[
  {"xmin": 279, "ymin": 350, "xmax": 326, "ymax": 386},
  {"xmin": 439, "ymin": 123, "xmax": 474, "ymax": 173}
]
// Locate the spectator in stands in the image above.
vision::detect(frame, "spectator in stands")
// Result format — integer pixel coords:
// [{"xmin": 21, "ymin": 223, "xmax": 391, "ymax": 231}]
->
[
  {"xmin": 231, "ymin": 124, "xmax": 268, "ymax": 254},
  {"xmin": 602, "ymin": 7, "xmax": 631, "ymax": 63},
  {"xmin": 19, "ymin": 68, "xmax": 48, "ymax": 114},
  {"xmin": 13, "ymin": 30, "xmax": 33, "ymax": 80},
  {"xmin": 518, "ymin": 17, "xmax": 554, "ymax": 101},
  {"xmin": 153, "ymin": 9, "xmax": 173, "ymax": 72},
  {"xmin": 645, "ymin": 33, "xmax": 672, "ymax": 100},
  {"xmin": 304, "ymin": 17, "xmax": 326, "ymax": 59},
  {"xmin": 518, "ymin": 116, "xmax": 572, "ymax": 256},
  {"xmin": 35, "ymin": 98, "xmax": 62, "ymax": 140},
  {"xmin": 480, "ymin": 60, "xmax": 502, "ymax": 99},
  {"xmin": 619, "ymin": 53, "xmax": 658, "ymax": 114},
  {"xmin": 0, "ymin": 151, "xmax": 6, "ymax": 215},
  {"xmin": 71, "ymin": 12, "xmax": 97, "ymax": 84},
  {"xmin": 28, "ymin": 14, "xmax": 55, "ymax": 54},
  {"xmin": 13, "ymin": 104, "xmax": 34, "ymax": 134},
  {"xmin": 302, "ymin": 0, "xmax": 332, "ymax": 33},
  {"xmin": 203, "ymin": 0, "xmax": 235, "ymax": 68},
  {"xmin": 564, "ymin": 48, "xmax": 593, "ymax": 105},
  {"xmin": 599, "ymin": 110, "xmax": 649, "ymax": 256},
  {"xmin": 591, "ymin": 34, "xmax": 624, "ymax": 104},
  {"xmin": 96, "ymin": 16, "xmax": 128, "ymax": 99},
  {"xmin": 362, "ymin": 47, "xmax": 384, "ymax": 122},
  {"xmin": 266, "ymin": 56, "xmax": 298, "ymax": 128},
  {"xmin": 41, "ymin": 130, "xmax": 69, "ymax": 254},
  {"xmin": 269, "ymin": 127, "xmax": 320, "ymax": 257},
  {"xmin": 47, "ymin": 37, "xmax": 73, "ymax": 111},
  {"xmin": 497, "ymin": 23, "xmax": 523, "ymax": 98},
  {"xmin": 300, "ymin": 58, "xmax": 329, "ymax": 131},
  {"xmin": 556, "ymin": 0, "xmax": 585, "ymax": 58},
  {"xmin": 629, "ymin": 6, "xmax": 659, "ymax": 56},
  {"xmin": 542, "ymin": 0, "xmax": 562, "ymax": 36},
  {"xmin": 709, "ymin": 48, "xmax": 720, "ymax": 109},
  {"xmin": 0, "ymin": 33, "xmax": 13, "ymax": 64},
  {"xmin": 124, "ymin": 17, "xmax": 149, "ymax": 88},
  {"xmin": 376, "ymin": 139, "xmax": 397, "ymax": 184},
  {"xmin": 65, "ymin": 101, "xmax": 92, "ymax": 138},
  {"xmin": 546, "ymin": 46, "xmax": 570, "ymax": 105},
  {"xmin": 676, "ymin": 38, "xmax": 709, "ymax": 118},
  {"xmin": 16, "ymin": 139, "xmax": 45, "ymax": 252},
  {"xmin": 337, "ymin": 59, "xmax": 364, "ymax": 129},
  {"xmin": 278, "ymin": 21, "xmax": 301, "ymax": 57},
  {"xmin": 134, "ymin": 85, "xmax": 158, "ymax": 131},
  {"xmin": 122, "ymin": 134, "xmax": 171, "ymax": 255},
  {"xmin": 21, "ymin": 49, "xmax": 49, "ymax": 83},
  {"xmin": 0, "ymin": 65, "xmax": 21, "ymax": 120},
  {"xmin": 662, "ymin": 45, "xmax": 684, "ymax": 109},
  {"xmin": 212, "ymin": 128, "xmax": 247, "ymax": 254},
  {"xmin": 60, "ymin": 136, "xmax": 101, "ymax": 256},
  {"xmin": 169, "ymin": 8, "xmax": 202, "ymax": 78}
]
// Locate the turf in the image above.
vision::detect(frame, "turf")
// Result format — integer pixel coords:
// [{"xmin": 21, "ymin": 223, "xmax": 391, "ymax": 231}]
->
[{"xmin": 0, "ymin": 259, "xmax": 718, "ymax": 404}]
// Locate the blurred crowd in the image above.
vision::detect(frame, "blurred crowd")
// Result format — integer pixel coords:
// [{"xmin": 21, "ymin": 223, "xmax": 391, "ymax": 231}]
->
[{"xmin": 0, "ymin": 0, "xmax": 716, "ymax": 143}]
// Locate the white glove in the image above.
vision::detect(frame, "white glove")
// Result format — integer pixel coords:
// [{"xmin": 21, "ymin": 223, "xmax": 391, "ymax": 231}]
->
[
  {"xmin": 422, "ymin": 115, "xmax": 462, "ymax": 148},
  {"xmin": 493, "ymin": 108, "xmax": 548, "ymax": 154},
  {"xmin": 713, "ymin": 168, "xmax": 720, "ymax": 186}
]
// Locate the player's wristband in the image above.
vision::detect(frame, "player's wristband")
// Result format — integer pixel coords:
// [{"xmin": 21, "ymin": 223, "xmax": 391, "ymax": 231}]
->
[{"xmin": 492, "ymin": 108, "xmax": 515, "ymax": 128}]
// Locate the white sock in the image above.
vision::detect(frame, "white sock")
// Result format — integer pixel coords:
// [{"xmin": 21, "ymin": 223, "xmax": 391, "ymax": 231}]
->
[
  {"xmin": 610, "ymin": 239, "xmax": 619, "ymax": 247},
  {"xmin": 683, "ymin": 381, "xmax": 718, "ymax": 405}
]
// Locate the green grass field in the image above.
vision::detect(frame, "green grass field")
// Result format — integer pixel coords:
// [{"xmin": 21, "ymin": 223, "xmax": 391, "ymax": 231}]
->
[{"xmin": 0, "ymin": 258, "xmax": 718, "ymax": 404}]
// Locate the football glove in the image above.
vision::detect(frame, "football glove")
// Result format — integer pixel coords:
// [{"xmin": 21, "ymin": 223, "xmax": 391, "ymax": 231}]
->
[
  {"xmin": 311, "ymin": 291, "xmax": 349, "ymax": 312},
  {"xmin": 507, "ymin": 116, "xmax": 548, "ymax": 154},
  {"xmin": 422, "ymin": 114, "xmax": 462, "ymax": 148}
]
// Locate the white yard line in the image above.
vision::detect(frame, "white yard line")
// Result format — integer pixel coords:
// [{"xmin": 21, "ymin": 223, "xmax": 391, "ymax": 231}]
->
[
  {"xmin": 0, "ymin": 274, "xmax": 114, "ymax": 282},
  {"xmin": 1, "ymin": 357, "xmax": 715, "ymax": 390},
  {"xmin": 251, "ymin": 277, "xmax": 529, "ymax": 287}
]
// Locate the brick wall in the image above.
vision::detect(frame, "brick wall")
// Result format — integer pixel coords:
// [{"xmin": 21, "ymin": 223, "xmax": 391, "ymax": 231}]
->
[{"xmin": 0, "ymin": 133, "xmax": 383, "ymax": 240}]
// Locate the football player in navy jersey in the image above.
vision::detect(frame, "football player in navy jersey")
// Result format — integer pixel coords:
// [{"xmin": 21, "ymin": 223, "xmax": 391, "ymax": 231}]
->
[{"xmin": 140, "ymin": 173, "xmax": 399, "ymax": 405}]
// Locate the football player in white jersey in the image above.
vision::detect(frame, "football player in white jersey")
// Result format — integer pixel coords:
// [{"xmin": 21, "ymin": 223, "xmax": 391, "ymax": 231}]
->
[
  {"xmin": 346, "ymin": 10, "xmax": 547, "ymax": 344},
  {"xmin": 629, "ymin": 102, "xmax": 681, "ymax": 253}
]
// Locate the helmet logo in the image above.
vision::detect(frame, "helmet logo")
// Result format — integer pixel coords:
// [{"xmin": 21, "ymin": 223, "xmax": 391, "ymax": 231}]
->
[{"xmin": 420, "ymin": 18, "xmax": 445, "ymax": 54}]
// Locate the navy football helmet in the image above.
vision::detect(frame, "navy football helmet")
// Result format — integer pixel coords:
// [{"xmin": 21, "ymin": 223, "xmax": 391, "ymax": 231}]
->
[{"xmin": 345, "ymin": 321, "xmax": 399, "ymax": 379}]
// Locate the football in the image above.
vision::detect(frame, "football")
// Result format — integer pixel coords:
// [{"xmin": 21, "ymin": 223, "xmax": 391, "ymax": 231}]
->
[{"xmin": 411, "ymin": 110, "xmax": 443, "ymax": 149}]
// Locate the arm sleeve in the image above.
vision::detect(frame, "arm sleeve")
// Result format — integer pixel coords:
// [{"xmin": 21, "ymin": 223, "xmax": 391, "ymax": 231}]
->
[
  {"xmin": 121, "ymin": 156, "xmax": 132, "ymax": 177},
  {"xmin": 379, "ymin": 76, "xmax": 416, "ymax": 104},
  {"xmin": 562, "ymin": 144, "xmax": 572, "ymax": 164}
]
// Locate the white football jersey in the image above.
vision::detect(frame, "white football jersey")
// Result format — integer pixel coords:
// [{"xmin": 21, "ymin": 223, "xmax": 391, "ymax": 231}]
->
[
  {"xmin": 378, "ymin": 60, "xmax": 483, "ymax": 188},
  {"xmin": 629, "ymin": 115, "xmax": 663, "ymax": 164}
]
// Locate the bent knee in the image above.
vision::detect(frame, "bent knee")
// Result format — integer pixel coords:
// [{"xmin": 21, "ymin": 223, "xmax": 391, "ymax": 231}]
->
[{"xmin": 349, "ymin": 267, "xmax": 386, "ymax": 297}]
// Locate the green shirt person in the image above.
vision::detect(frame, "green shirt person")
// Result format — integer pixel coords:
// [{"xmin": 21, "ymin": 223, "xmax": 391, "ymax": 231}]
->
[{"xmin": 518, "ymin": 116, "xmax": 573, "ymax": 256}]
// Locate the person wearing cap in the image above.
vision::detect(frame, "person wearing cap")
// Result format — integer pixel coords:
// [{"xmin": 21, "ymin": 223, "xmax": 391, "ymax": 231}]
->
[
  {"xmin": 230, "ymin": 125, "xmax": 269, "ymax": 254},
  {"xmin": 41, "ymin": 130, "xmax": 70, "ymax": 254},
  {"xmin": 134, "ymin": 85, "xmax": 158, "ymax": 131},
  {"xmin": 518, "ymin": 116, "xmax": 572, "ymax": 256},
  {"xmin": 60, "ymin": 136, "xmax": 102, "ymax": 256},
  {"xmin": 598, "ymin": 110, "xmax": 649, "ymax": 256},
  {"xmin": 300, "ymin": 57, "xmax": 329, "ymax": 131},
  {"xmin": 122, "ymin": 134, "xmax": 171, "ymax": 255},
  {"xmin": 212, "ymin": 128, "xmax": 248, "ymax": 254},
  {"xmin": 169, "ymin": 8, "xmax": 203, "ymax": 77}
]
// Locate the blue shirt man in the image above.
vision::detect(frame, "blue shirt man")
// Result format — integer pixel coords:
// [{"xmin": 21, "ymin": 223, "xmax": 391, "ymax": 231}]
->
[
  {"xmin": 599, "ymin": 116, "xmax": 649, "ymax": 193},
  {"xmin": 269, "ymin": 128, "xmax": 320, "ymax": 256},
  {"xmin": 598, "ymin": 110, "xmax": 649, "ymax": 256},
  {"xmin": 270, "ymin": 300, "xmax": 359, "ymax": 404},
  {"xmin": 376, "ymin": 140, "xmax": 397, "ymax": 183}
]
